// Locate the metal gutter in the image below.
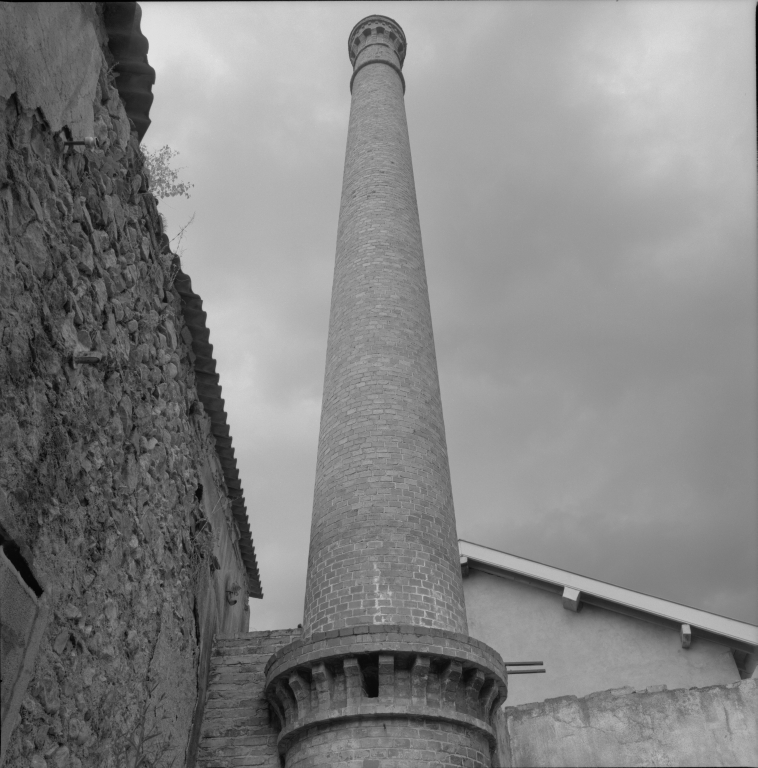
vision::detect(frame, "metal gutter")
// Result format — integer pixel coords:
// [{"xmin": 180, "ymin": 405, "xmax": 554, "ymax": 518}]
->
[
  {"xmin": 459, "ymin": 539, "xmax": 757, "ymax": 653},
  {"xmin": 174, "ymin": 267, "xmax": 263, "ymax": 599}
]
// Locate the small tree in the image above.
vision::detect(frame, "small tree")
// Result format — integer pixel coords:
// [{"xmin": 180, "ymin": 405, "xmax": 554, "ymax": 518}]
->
[{"xmin": 140, "ymin": 145, "xmax": 194, "ymax": 200}]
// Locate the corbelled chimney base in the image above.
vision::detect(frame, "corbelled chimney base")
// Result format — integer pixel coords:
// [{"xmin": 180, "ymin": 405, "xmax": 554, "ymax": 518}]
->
[{"xmin": 265, "ymin": 625, "xmax": 507, "ymax": 766}]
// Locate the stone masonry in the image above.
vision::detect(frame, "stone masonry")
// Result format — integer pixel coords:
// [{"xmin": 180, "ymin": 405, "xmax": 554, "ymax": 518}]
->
[
  {"xmin": 264, "ymin": 16, "xmax": 508, "ymax": 767},
  {"xmin": 0, "ymin": 5, "xmax": 259, "ymax": 766}
]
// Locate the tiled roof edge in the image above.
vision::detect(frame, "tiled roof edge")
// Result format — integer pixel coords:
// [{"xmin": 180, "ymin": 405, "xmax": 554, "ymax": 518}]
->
[
  {"xmin": 102, "ymin": 1, "xmax": 155, "ymax": 141},
  {"xmin": 459, "ymin": 540, "xmax": 757, "ymax": 650},
  {"xmin": 173, "ymin": 264, "xmax": 263, "ymax": 599}
]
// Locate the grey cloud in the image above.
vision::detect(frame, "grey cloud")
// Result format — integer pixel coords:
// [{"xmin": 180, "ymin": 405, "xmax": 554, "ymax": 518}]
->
[{"xmin": 140, "ymin": 1, "xmax": 757, "ymax": 630}]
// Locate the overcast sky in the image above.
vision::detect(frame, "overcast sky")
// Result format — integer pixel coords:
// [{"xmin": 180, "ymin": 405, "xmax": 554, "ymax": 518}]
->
[{"xmin": 139, "ymin": 1, "xmax": 757, "ymax": 630}]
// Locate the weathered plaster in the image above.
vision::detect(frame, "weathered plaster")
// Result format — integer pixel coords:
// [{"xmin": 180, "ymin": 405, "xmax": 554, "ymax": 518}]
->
[
  {"xmin": 497, "ymin": 678, "xmax": 758, "ymax": 767},
  {"xmin": 464, "ymin": 568, "xmax": 740, "ymax": 707},
  {"xmin": 0, "ymin": 3, "xmax": 104, "ymax": 138}
]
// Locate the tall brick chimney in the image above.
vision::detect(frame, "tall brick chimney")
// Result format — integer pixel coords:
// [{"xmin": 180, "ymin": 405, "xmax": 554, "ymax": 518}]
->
[
  {"xmin": 303, "ymin": 13, "xmax": 468, "ymax": 639},
  {"xmin": 264, "ymin": 17, "xmax": 508, "ymax": 766}
]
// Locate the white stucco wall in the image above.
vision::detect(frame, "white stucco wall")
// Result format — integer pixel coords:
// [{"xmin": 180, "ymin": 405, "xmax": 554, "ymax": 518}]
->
[{"xmin": 463, "ymin": 568, "xmax": 740, "ymax": 707}]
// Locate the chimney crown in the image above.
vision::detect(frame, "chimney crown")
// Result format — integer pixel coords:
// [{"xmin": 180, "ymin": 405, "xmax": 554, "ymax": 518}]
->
[{"xmin": 348, "ymin": 14, "xmax": 406, "ymax": 69}]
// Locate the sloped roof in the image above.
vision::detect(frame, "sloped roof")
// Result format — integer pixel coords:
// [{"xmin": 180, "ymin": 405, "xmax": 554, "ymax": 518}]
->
[
  {"xmin": 459, "ymin": 539, "xmax": 757, "ymax": 654},
  {"xmin": 174, "ymin": 266, "xmax": 263, "ymax": 599}
]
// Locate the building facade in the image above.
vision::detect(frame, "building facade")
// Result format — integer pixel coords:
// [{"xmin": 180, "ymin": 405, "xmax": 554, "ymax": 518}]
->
[{"xmin": 460, "ymin": 540, "xmax": 757, "ymax": 708}]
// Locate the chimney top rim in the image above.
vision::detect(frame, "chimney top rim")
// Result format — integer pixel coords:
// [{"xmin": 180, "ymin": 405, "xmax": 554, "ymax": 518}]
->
[{"xmin": 348, "ymin": 15, "xmax": 407, "ymax": 65}]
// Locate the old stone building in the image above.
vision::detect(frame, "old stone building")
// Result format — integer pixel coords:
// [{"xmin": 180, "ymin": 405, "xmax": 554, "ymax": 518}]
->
[
  {"xmin": 1, "ymin": 4, "xmax": 260, "ymax": 766},
  {"xmin": 1, "ymin": 4, "xmax": 756, "ymax": 768}
]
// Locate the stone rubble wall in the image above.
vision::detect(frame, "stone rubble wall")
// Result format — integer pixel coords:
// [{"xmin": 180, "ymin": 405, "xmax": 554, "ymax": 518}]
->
[
  {"xmin": 494, "ymin": 677, "xmax": 758, "ymax": 767},
  {"xmin": 0, "ymin": 6, "xmax": 250, "ymax": 767}
]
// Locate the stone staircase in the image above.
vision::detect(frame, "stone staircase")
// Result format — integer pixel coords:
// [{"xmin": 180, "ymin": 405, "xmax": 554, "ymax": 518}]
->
[{"xmin": 197, "ymin": 628, "xmax": 301, "ymax": 767}]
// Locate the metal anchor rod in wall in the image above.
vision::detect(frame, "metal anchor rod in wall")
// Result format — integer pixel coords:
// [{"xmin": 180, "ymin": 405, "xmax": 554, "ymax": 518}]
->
[{"xmin": 504, "ymin": 661, "xmax": 546, "ymax": 674}]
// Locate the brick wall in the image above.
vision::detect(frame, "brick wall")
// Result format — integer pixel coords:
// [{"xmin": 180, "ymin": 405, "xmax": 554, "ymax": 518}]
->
[
  {"xmin": 285, "ymin": 718, "xmax": 491, "ymax": 768},
  {"xmin": 303, "ymin": 23, "xmax": 467, "ymax": 638},
  {"xmin": 284, "ymin": 16, "xmax": 499, "ymax": 766},
  {"xmin": 198, "ymin": 629, "xmax": 301, "ymax": 767}
]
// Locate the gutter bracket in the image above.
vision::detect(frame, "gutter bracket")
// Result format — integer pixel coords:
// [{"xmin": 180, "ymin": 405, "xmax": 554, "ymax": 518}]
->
[{"xmin": 562, "ymin": 586, "xmax": 582, "ymax": 612}]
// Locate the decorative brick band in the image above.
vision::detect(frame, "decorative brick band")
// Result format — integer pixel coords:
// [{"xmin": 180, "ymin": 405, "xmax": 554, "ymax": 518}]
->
[
  {"xmin": 265, "ymin": 623, "xmax": 505, "ymax": 679},
  {"xmin": 274, "ymin": 699, "xmax": 497, "ymax": 754},
  {"xmin": 350, "ymin": 57, "xmax": 405, "ymax": 94},
  {"xmin": 264, "ymin": 625, "xmax": 507, "ymax": 755}
]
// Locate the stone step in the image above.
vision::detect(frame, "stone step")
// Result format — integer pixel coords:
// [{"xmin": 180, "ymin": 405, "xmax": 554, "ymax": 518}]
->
[
  {"xmin": 211, "ymin": 675, "xmax": 264, "ymax": 696},
  {"xmin": 214, "ymin": 631, "xmax": 299, "ymax": 649},
  {"xmin": 211, "ymin": 651, "xmax": 272, "ymax": 663},
  {"xmin": 212, "ymin": 645, "xmax": 272, "ymax": 656},
  {"xmin": 203, "ymin": 698, "xmax": 266, "ymax": 713},
  {"xmin": 201, "ymin": 734, "xmax": 277, "ymax": 750},
  {"xmin": 205, "ymin": 686, "xmax": 265, "ymax": 700},
  {"xmin": 209, "ymin": 667, "xmax": 266, "ymax": 679},
  {"xmin": 209, "ymin": 674, "xmax": 265, "ymax": 687},
  {"xmin": 197, "ymin": 629, "xmax": 294, "ymax": 766},
  {"xmin": 200, "ymin": 744, "xmax": 281, "ymax": 759},
  {"xmin": 209, "ymin": 668, "xmax": 265, "ymax": 681},
  {"xmin": 216, "ymin": 629, "xmax": 300, "ymax": 641},
  {"xmin": 197, "ymin": 754, "xmax": 279, "ymax": 768},
  {"xmin": 211, "ymin": 653, "xmax": 275, "ymax": 666},
  {"xmin": 201, "ymin": 716, "xmax": 268, "ymax": 731},
  {"xmin": 203, "ymin": 713, "xmax": 270, "ymax": 739},
  {"xmin": 213, "ymin": 643, "xmax": 276, "ymax": 654},
  {"xmin": 202, "ymin": 709, "xmax": 268, "ymax": 724},
  {"xmin": 197, "ymin": 757, "xmax": 278, "ymax": 768},
  {"xmin": 213, "ymin": 640, "xmax": 287, "ymax": 652}
]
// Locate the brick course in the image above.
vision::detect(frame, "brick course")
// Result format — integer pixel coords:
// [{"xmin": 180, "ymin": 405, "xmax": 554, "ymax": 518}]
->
[{"xmin": 285, "ymin": 718, "xmax": 491, "ymax": 768}]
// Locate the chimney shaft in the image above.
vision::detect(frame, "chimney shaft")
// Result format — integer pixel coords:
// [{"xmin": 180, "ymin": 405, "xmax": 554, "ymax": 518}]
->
[
  {"xmin": 265, "ymin": 19, "xmax": 507, "ymax": 765},
  {"xmin": 303, "ymin": 14, "xmax": 468, "ymax": 638}
]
